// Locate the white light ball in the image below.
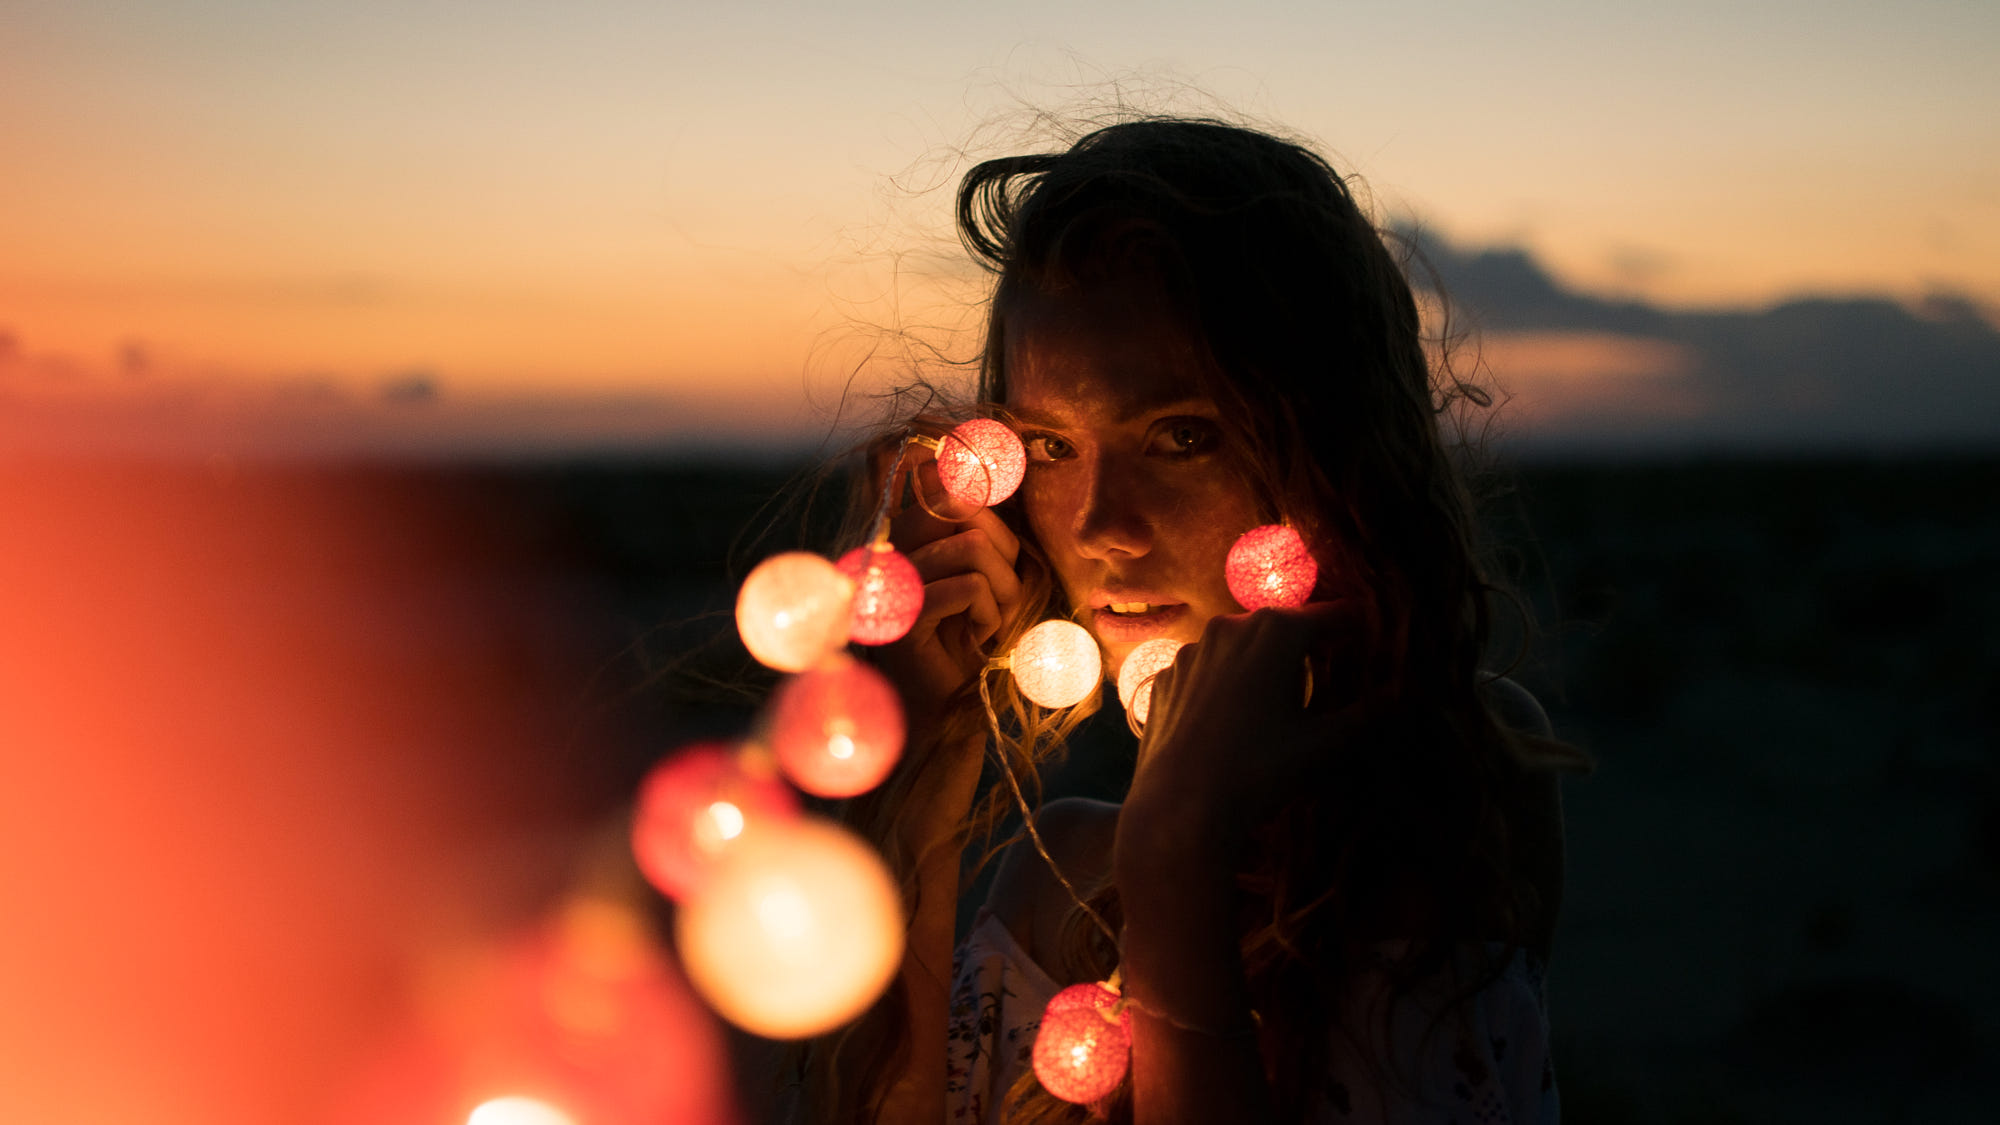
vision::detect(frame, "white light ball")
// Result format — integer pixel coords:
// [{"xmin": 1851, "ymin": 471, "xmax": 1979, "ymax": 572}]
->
[
  {"xmin": 675, "ymin": 815, "xmax": 904, "ymax": 1040},
  {"xmin": 735, "ymin": 552, "xmax": 854, "ymax": 673},
  {"xmin": 1115, "ymin": 638, "xmax": 1184, "ymax": 726},
  {"xmin": 1010, "ymin": 619, "xmax": 1101, "ymax": 710}
]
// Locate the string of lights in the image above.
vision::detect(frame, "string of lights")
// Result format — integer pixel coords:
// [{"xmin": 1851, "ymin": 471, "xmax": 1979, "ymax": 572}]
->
[{"xmin": 627, "ymin": 412, "xmax": 1320, "ymax": 1107}]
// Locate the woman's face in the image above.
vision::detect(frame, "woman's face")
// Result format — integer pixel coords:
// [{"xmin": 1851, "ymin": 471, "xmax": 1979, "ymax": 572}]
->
[{"xmin": 1004, "ymin": 278, "xmax": 1266, "ymax": 679}]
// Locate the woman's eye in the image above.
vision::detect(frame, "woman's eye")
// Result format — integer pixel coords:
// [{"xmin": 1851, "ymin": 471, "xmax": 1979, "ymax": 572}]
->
[
  {"xmin": 1150, "ymin": 418, "xmax": 1220, "ymax": 457},
  {"xmin": 1023, "ymin": 433, "xmax": 1074, "ymax": 462}
]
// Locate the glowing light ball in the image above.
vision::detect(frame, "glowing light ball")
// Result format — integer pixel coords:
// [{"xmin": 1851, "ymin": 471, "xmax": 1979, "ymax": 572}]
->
[
  {"xmin": 1045, "ymin": 980, "xmax": 1130, "ymax": 1026},
  {"xmin": 1225, "ymin": 524, "xmax": 1318, "ymax": 611},
  {"xmin": 766, "ymin": 653, "xmax": 906, "ymax": 798},
  {"xmin": 835, "ymin": 543, "xmax": 923, "ymax": 645},
  {"xmin": 332, "ymin": 895, "xmax": 739, "ymax": 1125},
  {"xmin": 736, "ymin": 551, "xmax": 854, "ymax": 672},
  {"xmin": 937, "ymin": 418, "xmax": 1027, "ymax": 508},
  {"xmin": 1033, "ymin": 983, "xmax": 1131, "ymax": 1104},
  {"xmin": 1115, "ymin": 637, "xmax": 1184, "ymax": 726},
  {"xmin": 1009, "ymin": 619, "xmax": 1102, "ymax": 709},
  {"xmin": 631, "ymin": 744, "xmax": 798, "ymax": 901},
  {"xmin": 676, "ymin": 815, "xmax": 904, "ymax": 1039},
  {"xmin": 467, "ymin": 1097, "xmax": 576, "ymax": 1125}
]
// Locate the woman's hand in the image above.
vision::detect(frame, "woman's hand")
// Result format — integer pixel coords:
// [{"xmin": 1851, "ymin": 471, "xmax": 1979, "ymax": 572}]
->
[
  {"xmin": 854, "ymin": 447, "xmax": 1028, "ymax": 1125},
  {"xmin": 868, "ymin": 455, "xmax": 1026, "ymax": 727},
  {"xmin": 1119, "ymin": 601, "xmax": 1370, "ymax": 861},
  {"xmin": 1112, "ymin": 604, "xmax": 1368, "ymax": 1125}
]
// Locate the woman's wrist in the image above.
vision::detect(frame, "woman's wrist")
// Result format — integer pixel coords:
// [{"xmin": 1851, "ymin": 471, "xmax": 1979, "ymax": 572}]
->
[
  {"xmin": 1114, "ymin": 826, "xmax": 1273, "ymax": 1123},
  {"xmin": 1116, "ymin": 772, "xmax": 1247, "ymax": 876},
  {"xmin": 1119, "ymin": 984, "xmax": 1261, "ymax": 1042}
]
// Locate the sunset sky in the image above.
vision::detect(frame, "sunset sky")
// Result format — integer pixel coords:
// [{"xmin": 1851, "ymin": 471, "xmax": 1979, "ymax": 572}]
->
[{"xmin": 2, "ymin": 1, "xmax": 1995, "ymax": 451}]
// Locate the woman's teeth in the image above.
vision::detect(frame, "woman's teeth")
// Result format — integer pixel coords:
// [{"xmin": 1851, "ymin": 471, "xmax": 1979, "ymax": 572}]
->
[{"xmin": 1108, "ymin": 603, "xmax": 1153, "ymax": 615}]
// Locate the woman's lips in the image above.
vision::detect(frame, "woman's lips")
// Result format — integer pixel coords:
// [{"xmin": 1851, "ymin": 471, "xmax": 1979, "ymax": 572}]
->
[{"xmin": 1090, "ymin": 603, "xmax": 1189, "ymax": 642}]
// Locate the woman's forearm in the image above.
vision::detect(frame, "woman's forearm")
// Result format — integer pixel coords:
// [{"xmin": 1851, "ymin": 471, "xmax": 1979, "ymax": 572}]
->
[{"xmin": 1116, "ymin": 819, "xmax": 1275, "ymax": 1125}]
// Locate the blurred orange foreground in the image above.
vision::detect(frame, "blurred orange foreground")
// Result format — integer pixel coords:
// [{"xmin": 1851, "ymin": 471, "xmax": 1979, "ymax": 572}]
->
[{"xmin": 0, "ymin": 461, "xmax": 738, "ymax": 1125}]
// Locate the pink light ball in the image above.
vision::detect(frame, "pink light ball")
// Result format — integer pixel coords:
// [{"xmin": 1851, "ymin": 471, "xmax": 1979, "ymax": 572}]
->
[
  {"xmin": 675, "ymin": 814, "xmax": 904, "ymax": 1039},
  {"xmin": 766, "ymin": 653, "xmax": 906, "ymax": 798},
  {"xmin": 835, "ymin": 544, "xmax": 923, "ymax": 645},
  {"xmin": 1032, "ymin": 983, "xmax": 1131, "ymax": 1105},
  {"xmin": 1115, "ymin": 637, "xmax": 1184, "ymax": 726},
  {"xmin": 937, "ymin": 418, "xmax": 1026, "ymax": 508},
  {"xmin": 735, "ymin": 551, "xmax": 854, "ymax": 672},
  {"xmin": 1225, "ymin": 524, "xmax": 1318, "ymax": 611},
  {"xmin": 631, "ymin": 744, "xmax": 798, "ymax": 901},
  {"xmin": 1045, "ymin": 980, "xmax": 1130, "ymax": 1028},
  {"xmin": 1010, "ymin": 619, "xmax": 1102, "ymax": 710}
]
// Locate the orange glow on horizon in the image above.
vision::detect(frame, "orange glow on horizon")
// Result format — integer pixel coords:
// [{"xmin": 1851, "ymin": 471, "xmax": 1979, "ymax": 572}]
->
[
  {"xmin": 0, "ymin": 270, "xmax": 833, "ymax": 395},
  {"xmin": 1474, "ymin": 331, "xmax": 1707, "ymax": 428}
]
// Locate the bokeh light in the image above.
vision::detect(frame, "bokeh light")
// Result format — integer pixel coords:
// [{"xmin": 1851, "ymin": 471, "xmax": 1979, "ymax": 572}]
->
[
  {"xmin": 675, "ymin": 815, "xmax": 904, "ymax": 1039},
  {"xmin": 1009, "ymin": 619, "xmax": 1102, "ymax": 709},
  {"xmin": 937, "ymin": 419, "xmax": 1026, "ymax": 508},
  {"xmin": 766, "ymin": 653, "xmax": 906, "ymax": 798},
  {"xmin": 1115, "ymin": 637, "xmax": 1184, "ymax": 726},
  {"xmin": 1225, "ymin": 524, "xmax": 1318, "ymax": 611},
  {"xmin": 835, "ymin": 543, "xmax": 923, "ymax": 645},
  {"xmin": 631, "ymin": 744, "xmax": 798, "ymax": 901},
  {"xmin": 735, "ymin": 551, "xmax": 854, "ymax": 672},
  {"xmin": 466, "ymin": 1096, "xmax": 576, "ymax": 1125},
  {"xmin": 331, "ymin": 895, "xmax": 740, "ymax": 1125}
]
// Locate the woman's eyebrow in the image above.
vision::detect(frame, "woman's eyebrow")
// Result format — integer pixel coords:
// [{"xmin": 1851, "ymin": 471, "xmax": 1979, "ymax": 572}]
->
[
  {"xmin": 1007, "ymin": 405, "xmax": 1069, "ymax": 429},
  {"xmin": 1122, "ymin": 396, "xmax": 1214, "ymax": 424},
  {"xmin": 1008, "ymin": 396, "xmax": 1214, "ymax": 429}
]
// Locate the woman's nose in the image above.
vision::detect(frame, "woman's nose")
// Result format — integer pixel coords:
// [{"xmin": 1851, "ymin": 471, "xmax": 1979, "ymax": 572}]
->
[{"xmin": 1071, "ymin": 455, "xmax": 1152, "ymax": 560}]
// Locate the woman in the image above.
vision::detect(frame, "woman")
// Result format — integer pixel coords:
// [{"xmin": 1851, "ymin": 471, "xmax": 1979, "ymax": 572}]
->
[{"xmin": 802, "ymin": 116, "xmax": 1585, "ymax": 1124}]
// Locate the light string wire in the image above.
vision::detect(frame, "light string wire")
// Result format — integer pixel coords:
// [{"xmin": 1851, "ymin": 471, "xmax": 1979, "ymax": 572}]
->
[
  {"xmin": 870, "ymin": 428, "xmax": 1109, "ymax": 943},
  {"xmin": 973, "ymin": 635, "xmax": 1263, "ymax": 1041},
  {"xmin": 866, "ymin": 435, "xmax": 917, "ymax": 547},
  {"xmin": 871, "ymin": 430, "xmax": 992, "ymax": 534},
  {"xmin": 974, "ymin": 664, "xmax": 1268, "ymax": 1042},
  {"xmin": 877, "ymin": 424, "xmax": 1258, "ymax": 1041},
  {"xmin": 976, "ymin": 669, "xmax": 1122, "ymax": 950}
]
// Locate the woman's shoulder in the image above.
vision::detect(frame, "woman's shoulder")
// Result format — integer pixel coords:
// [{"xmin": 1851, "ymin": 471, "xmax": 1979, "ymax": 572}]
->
[
  {"xmin": 1478, "ymin": 675, "xmax": 1566, "ymax": 960},
  {"xmin": 982, "ymin": 796, "xmax": 1121, "ymax": 969},
  {"xmin": 1481, "ymin": 674, "xmax": 1552, "ymax": 738}
]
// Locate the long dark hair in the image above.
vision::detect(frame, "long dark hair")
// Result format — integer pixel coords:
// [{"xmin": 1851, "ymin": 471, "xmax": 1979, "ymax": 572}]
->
[{"xmin": 807, "ymin": 116, "xmax": 1587, "ymax": 1123}]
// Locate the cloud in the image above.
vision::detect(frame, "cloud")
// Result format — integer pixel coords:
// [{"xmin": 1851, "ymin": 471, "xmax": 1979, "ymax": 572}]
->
[
  {"xmin": 1474, "ymin": 332, "xmax": 1705, "ymax": 437},
  {"xmin": 1406, "ymin": 227, "xmax": 2000, "ymax": 453},
  {"xmin": 379, "ymin": 371, "xmax": 440, "ymax": 406}
]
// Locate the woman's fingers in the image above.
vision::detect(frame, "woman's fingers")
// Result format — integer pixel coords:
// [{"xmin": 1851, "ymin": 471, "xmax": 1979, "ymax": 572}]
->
[
  {"xmin": 864, "ymin": 447, "xmax": 1029, "ymax": 715},
  {"xmin": 1131, "ymin": 603, "xmax": 1374, "ymax": 840},
  {"xmin": 1148, "ymin": 601, "xmax": 1365, "ymax": 731},
  {"xmin": 888, "ymin": 481, "xmax": 1020, "ymax": 563},
  {"xmin": 965, "ymin": 506, "xmax": 1021, "ymax": 570},
  {"xmin": 880, "ymin": 534, "xmax": 1010, "ymax": 692},
  {"xmin": 873, "ymin": 570, "xmax": 1003, "ymax": 719},
  {"xmin": 917, "ymin": 571, "xmax": 1005, "ymax": 651},
  {"xmin": 906, "ymin": 525, "xmax": 1022, "ymax": 623}
]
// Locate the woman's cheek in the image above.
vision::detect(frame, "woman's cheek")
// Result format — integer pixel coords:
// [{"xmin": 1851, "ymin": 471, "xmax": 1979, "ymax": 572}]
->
[{"xmin": 1017, "ymin": 473, "xmax": 1076, "ymax": 554}]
